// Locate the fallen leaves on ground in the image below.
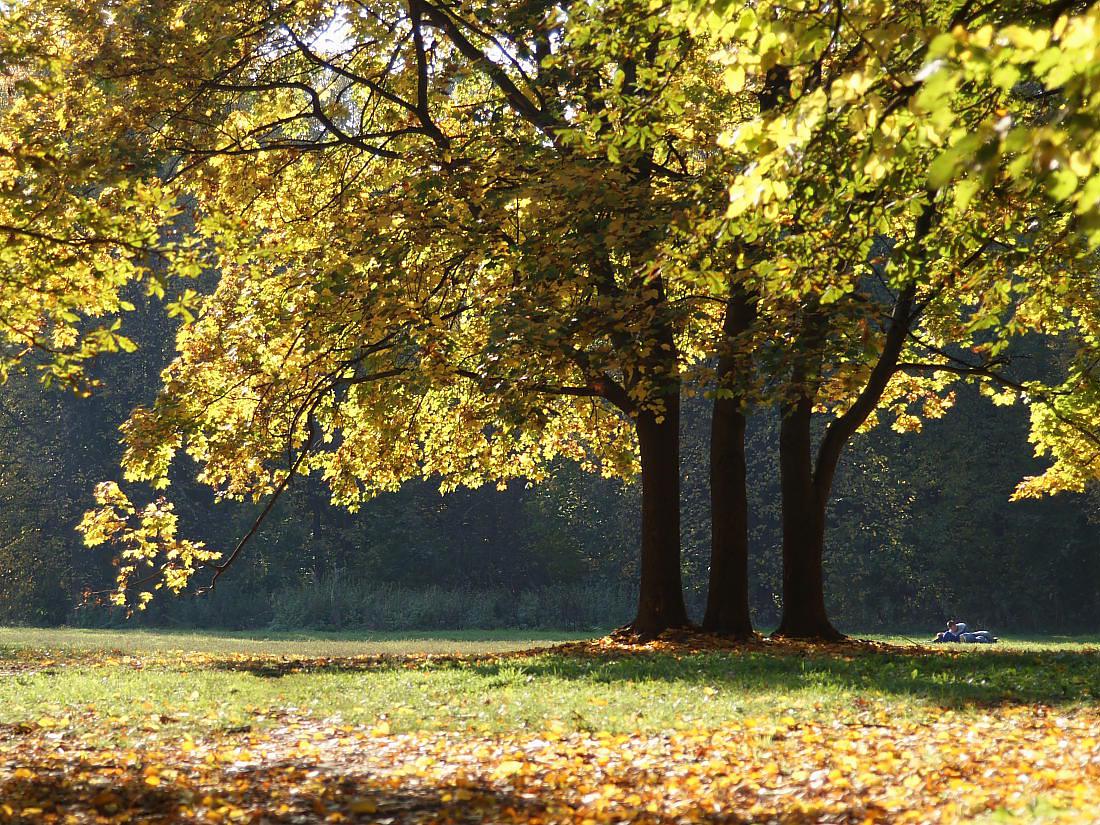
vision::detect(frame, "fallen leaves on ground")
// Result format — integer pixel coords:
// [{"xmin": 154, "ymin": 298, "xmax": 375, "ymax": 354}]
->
[
  {"xmin": 551, "ymin": 629, "xmax": 934, "ymax": 659},
  {"xmin": 3, "ymin": 704, "xmax": 1100, "ymax": 823},
  {"xmin": 3, "ymin": 634, "xmax": 1100, "ymax": 823}
]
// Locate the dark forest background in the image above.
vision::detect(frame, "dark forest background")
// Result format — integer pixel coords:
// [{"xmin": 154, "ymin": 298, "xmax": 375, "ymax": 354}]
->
[{"xmin": 1, "ymin": 296, "xmax": 1097, "ymax": 634}]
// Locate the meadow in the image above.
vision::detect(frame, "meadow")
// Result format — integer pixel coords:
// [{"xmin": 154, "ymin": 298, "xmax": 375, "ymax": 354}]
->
[{"xmin": 1, "ymin": 628, "xmax": 1099, "ymax": 823}]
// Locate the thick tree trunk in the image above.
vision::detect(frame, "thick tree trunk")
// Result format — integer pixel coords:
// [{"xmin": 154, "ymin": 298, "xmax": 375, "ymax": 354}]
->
[
  {"xmin": 775, "ymin": 399, "xmax": 844, "ymax": 640},
  {"xmin": 771, "ymin": 280, "xmax": 918, "ymax": 641},
  {"xmin": 703, "ymin": 289, "xmax": 755, "ymax": 637},
  {"xmin": 627, "ymin": 394, "xmax": 690, "ymax": 639},
  {"xmin": 702, "ymin": 397, "xmax": 753, "ymax": 637}
]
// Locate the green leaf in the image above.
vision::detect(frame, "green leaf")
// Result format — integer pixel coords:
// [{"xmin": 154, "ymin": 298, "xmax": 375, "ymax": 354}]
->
[{"xmin": 1048, "ymin": 168, "xmax": 1079, "ymax": 201}]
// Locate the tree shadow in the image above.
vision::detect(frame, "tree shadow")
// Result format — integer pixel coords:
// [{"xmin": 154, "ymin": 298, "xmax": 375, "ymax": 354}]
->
[
  {"xmin": 468, "ymin": 644, "xmax": 1100, "ymax": 707},
  {"xmin": 205, "ymin": 641, "xmax": 1100, "ymax": 707},
  {"xmin": 0, "ymin": 753, "xmax": 856, "ymax": 825},
  {"xmin": 0, "ymin": 764, "xmax": 518, "ymax": 823}
]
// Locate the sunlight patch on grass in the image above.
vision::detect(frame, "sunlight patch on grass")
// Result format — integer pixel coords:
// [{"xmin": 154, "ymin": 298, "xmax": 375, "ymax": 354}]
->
[{"xmin": 0, "ymin": 626, "xmax": 583, "ymax": 658}]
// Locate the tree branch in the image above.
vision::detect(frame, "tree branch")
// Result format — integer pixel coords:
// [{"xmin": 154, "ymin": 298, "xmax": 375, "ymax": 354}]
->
[
  {"xmin": 418, "ymin": 1, "xmax": 556, "ymax": 138},
  {"xmin": 407, "ymin": 0, "xmax": 451, "ymax": 150},
  {"xmin": 203, "ymin": 80, "xmax": 404, "ymax": 158}
]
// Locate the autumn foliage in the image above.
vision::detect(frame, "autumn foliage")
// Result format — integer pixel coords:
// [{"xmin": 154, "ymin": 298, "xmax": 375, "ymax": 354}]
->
[{"xmin": 3, "ymin": 0, "xmax": 1100, "ymax": 640}]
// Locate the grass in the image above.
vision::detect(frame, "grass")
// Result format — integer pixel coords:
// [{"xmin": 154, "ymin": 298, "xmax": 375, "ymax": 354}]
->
[
  {"xmin": 0, "ymin": 626, "xmax": 583, "ymax": 656},
  {"xmin": 2, "ymin": 627, "xmax": 1100, "ymax": 823},
  {"xmin": 1, "ymin": 627, "xmax": 1099, "ymax": 736}
]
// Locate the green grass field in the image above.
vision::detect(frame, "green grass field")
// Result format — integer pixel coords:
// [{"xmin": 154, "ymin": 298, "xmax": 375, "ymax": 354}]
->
[
  {"xmin": 2, "ymin": 627, "xmax": 1099, "ymax": 823},
  {"xmin": 0, "ymin": 626, "xmax": 580, "ymax": 657},
  {"xmin": 2, "ymin": 628, "xmax": 1098, "ymax": 734}
]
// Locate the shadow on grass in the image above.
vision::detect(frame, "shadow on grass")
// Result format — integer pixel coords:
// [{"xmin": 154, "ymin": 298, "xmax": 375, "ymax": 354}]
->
[
  {"xmin": 0, "ymin": 763, "xmax": 782, "ymax": 825},
  {"xmin": 478, "ymin": 647, "xmax": 1100, "ymax": 707},
  {"xmin": 206, "ymin": 641, "xmax": 1100, "ymax": 708}
]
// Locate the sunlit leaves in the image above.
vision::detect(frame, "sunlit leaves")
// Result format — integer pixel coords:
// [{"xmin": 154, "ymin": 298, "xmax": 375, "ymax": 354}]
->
[
  {"xmin": 78, "ymin": 482, "xmax": 220, "ymax": 608},
  {"xmin": 681, "ymin": 0, "xmax": 1100, "ymax": 501},
  {"xmin": 0, "ymin": 6, "xmax": 208, "ymax": 388},
  {"xmin": 9, "ymin": 0, "xmax": 1100, "ymax": 605},
  {"xmin": 918, "ymin": 8, "xmax": 1100, "ymax": 235},
  {"xmin": 53, "ymin": 0, "xmax": 735, "ymax": 602}
]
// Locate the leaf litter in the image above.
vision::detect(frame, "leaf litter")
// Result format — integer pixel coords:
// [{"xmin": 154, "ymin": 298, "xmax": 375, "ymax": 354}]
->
[{"xmin": 1, "ymin": 633, "xmax": 1099, "ymax": 823}]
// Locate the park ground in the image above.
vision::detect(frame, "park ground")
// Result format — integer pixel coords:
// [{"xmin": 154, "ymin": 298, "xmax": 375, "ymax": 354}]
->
[{"xmin": 1, "ymin": 629, "xmax": 1100, "ymax": 823}]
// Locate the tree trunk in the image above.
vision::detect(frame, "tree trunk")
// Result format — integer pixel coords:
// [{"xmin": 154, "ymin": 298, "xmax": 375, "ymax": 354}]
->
[
  {"xmin": 309, "ymin": 476, "xmax": 326, "ymax": 584},
  {"xmin": 775, "ymin": 399, "xmax": 843, "ymax": 640},
  {"xmin": 702, "ymin": 396, "xmax": 753, "ymax": 637},
  {"xmin": 771, "ymin": 281, "xmax": 918, "ymax": 641},
  {"xmin": 703, "ymin": 288, "xmax": 755, "ymax": 637},
  {"xmin": 627, "ymin": 394, "xmax": 690, "ymax": 639}
]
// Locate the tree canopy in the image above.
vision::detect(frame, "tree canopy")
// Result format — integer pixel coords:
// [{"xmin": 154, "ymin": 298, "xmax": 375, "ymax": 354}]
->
[{"xmin": 2, "ymin": 0, "xmax": 1100, "ymax": 638}]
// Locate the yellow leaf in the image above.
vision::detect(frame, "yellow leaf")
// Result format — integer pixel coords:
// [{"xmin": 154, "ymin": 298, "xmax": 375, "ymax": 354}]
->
[
  {"xmin": 348, "ymin": 799, "xmax": 377, "ymax": 814},
  {"xmin": 723, "ymin": 66, "xmax": 746, "ymax": 93},
  {"xmin": 495, "ymin": 760, "xmax": 524, "ymax": 777}
]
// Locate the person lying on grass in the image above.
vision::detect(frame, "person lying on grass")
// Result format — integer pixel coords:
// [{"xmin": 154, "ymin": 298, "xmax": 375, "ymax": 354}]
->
[{"xmin": 933, "ymin": 620, "xmax": 998, "ymax": 644}]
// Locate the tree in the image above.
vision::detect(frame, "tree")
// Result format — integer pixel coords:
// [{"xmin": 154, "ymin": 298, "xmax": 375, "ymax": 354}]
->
[
  {"xmin": 61, "ymin": 0, "xmax": 755, "ymax": 636},
  {"xmin": 19, "ymin": 0, "xmax": 1100, "ymax": 642},
  {"xmin": 701, "ymin": 287, "xmax": 756, "ymax": 636},
  {"xmin": 685, "ymin": 0, "xmax": 1100, "ymax": 637}
]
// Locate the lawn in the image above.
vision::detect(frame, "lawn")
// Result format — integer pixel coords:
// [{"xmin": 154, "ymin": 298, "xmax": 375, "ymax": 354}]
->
[{"xmin": 1, "ymin": 628, "xmax": 1099, "ymax": 823}]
